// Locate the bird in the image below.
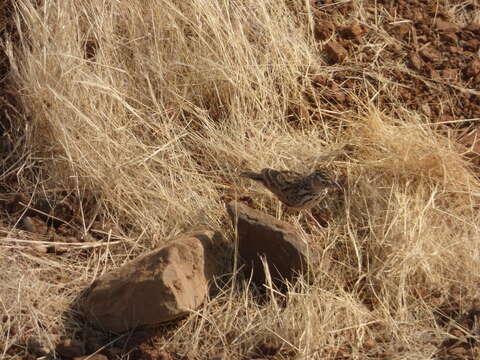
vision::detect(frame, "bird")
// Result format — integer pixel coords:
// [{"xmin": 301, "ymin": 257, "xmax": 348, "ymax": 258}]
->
[{"xmin": 240, "ymin": 168, "xmax": 341, "ymax": 210}]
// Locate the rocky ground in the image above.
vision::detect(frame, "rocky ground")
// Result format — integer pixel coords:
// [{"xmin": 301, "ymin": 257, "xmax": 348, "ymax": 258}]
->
[{"xmin": 1, "ymin": 0, "xmax": 480, "ymax": 359}]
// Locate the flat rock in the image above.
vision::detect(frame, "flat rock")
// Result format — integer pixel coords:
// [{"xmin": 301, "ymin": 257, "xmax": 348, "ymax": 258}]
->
[
  {"xmin": 226, "ymin": 201, "xmax": 310, "ymax": 287},
  {"xmin": 82, "ymin": 230, "xmax": 224, "ymax": 333}
]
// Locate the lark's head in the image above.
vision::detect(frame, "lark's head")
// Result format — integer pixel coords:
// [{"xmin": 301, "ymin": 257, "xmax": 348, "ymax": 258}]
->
[{"xmin": 310, "ymin": 169, "xmax": 341, "ymax": 190}]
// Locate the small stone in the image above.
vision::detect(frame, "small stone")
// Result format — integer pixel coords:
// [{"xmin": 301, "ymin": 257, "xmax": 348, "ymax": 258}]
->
[
  {"xmin": 324, "ymin": 41, "xmax": 348, "ymax": 63},
  {"xmin": 364, "ymin": 338, "xmax": 376, "ymax": 349},
  {"xmin": 311, "ymin": 74, "xmax": 328, "ymax": 86},
  {"xmin": 409, "ymin": 53, "xmax": 423, "ymax": 71},
  {"xmin": 419, "ymin": 46, "xmax": 441, "ymax": 63},
  {"xmin": 435, "ymin": 19, "xmax": 459, "ymax": 33},
  {"xmin": 440, "ymin": 32, "xmax": 457, "ymax": 44},
  {"xmin": 56, "ymin": 339, "xmax": 85, "ymax": 359},
  {"xmin": 314, "ymin": 20, "xmax": 335, "ymax": 41},
  {"xmin": 339, "ymin": 24, "xmax": 364, "ymax": 41}
]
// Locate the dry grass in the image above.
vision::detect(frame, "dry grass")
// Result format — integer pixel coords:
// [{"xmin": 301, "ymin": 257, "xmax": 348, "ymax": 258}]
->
[{"xmin": 1, "ymin": 0, "xmax": 480, "ymax": 359}]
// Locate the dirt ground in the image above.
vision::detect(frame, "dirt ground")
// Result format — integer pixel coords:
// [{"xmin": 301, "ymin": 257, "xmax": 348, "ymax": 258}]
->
[{"xmin": 1, "ymin": 0, "xmax": 480, "ymax": 359}]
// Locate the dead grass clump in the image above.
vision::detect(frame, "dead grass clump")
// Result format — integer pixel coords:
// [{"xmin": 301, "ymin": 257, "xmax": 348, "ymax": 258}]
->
[{"xmin": 2, "ymin": 0, "xmax": 480, "ymax": 358}]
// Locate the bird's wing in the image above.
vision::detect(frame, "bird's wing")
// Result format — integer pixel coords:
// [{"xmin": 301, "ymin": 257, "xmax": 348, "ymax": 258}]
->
[{"xmin": 262, "ymin": 169, "xmax": 302, "ymax": 188}]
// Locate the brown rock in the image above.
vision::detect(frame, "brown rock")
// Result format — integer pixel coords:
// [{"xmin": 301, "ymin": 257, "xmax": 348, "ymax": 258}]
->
[
  {"xmin": 56, "ymin": 339, "xmax": 85, "ymax": 359},
  {"xmin": 226, "ymin": 201, "xmax": 310, "ymax": 286},
  {"xmin": 73, "ymin": 355, "xmax": 109, "ymax": 360},
  {"xmin": 324, "ymin": 41, "xmax": 348, "ymax": 63},
  {"xmin": 364, "ymin": 338, "xmax": 376, "ymax": 349},
  {"xmin": 311, "ymin": 74, "xmax": 328, "ymax": 86},
  {"xmin": 339, "ymin": 24, "xmax": 364, "ymax": 41},
  {"xmin": 83, "ymin": 231, "xmax": 224, "ymax": 332},
  {"xmin": 409, "ymin": 53, "xmax": 423, "ymax": 71},
  {"xmin": 419, "ymin": 46, "xmax": 441, "ymax": 63},
  {"xmin": 440, "ymin": 32, "xmax": 457, "ymax": 44},
  {"xmin": 314, "ymin": 20, "xmax": 335, "ymax": 41},
  {"xmin": 435, "ymin": 19, "xmax": 459, "ymax": 33}
]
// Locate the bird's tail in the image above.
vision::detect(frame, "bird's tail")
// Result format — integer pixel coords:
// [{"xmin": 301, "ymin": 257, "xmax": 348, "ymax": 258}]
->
[{"xmin": 240, "ymin": 171, "xmax": 266, "ymax": 184}]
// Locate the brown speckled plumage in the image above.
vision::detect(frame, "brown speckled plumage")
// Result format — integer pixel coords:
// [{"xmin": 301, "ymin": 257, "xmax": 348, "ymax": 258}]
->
[{"xmin": 240, "ymin": 168, "xmax": 340, "ymax": 209}]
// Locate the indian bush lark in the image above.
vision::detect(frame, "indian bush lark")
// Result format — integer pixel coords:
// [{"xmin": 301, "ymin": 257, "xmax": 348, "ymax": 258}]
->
[{"xmin": 240, "ymin": 168, "xmax": 340, "ymax": 209}]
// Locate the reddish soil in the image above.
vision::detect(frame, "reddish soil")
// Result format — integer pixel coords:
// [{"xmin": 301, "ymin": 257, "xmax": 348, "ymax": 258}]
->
[{"xmin": 303, "ymin": 0, "xmax": 480, "ymax": 127}]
